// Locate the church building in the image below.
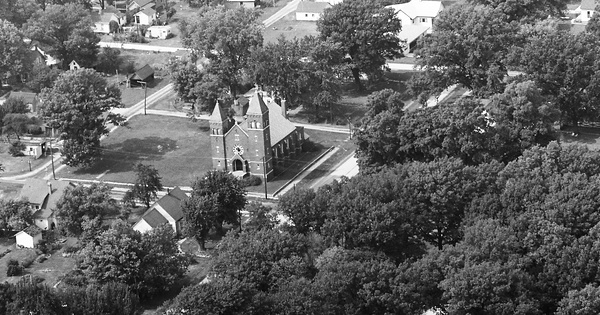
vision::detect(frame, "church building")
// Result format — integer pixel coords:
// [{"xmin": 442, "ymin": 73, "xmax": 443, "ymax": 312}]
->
[{"xmin": 210, "ymin": 91, "xmax": 305, "ymax": 180}]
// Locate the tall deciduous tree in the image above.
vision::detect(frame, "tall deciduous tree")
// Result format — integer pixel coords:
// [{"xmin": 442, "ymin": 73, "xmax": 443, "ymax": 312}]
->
[
  {"xmin": 0, "ymin": 19, "xmax": 30, "ymax": 82},
  {"xmin": 318, "ymin": 0, "xmax": 402, "ymax": 90},
  {"xmin": 39, "ymin": 69, "xmax": 123, "ymax": 167},
  {"xmin": 410, "ymin": 5, "xmax": 519, "ymax": 98},
  {"xmin": 0, "ymin": 0, "xmax": 39, "ymax": 27},
  {"xmin": 55, "ymin": 183, "xmax": 117, "ymax": 236},
  {"xmin": 25, "ymin": 4, "xmax": 100, "ymax": 68},
  {"xmin": 468, "ymin": 0, "xmax": 570, "ymax": 21},
  {"xmin": 180, "ymin": 6, "xmax": 263, "ymax": 96},
  {"xmin": 0, "ymin": 199, "xmax": 33, "ymax": 232},
  {"xmin": 129, "ymin": 163, "xmax": 163, "ymax": 208}
]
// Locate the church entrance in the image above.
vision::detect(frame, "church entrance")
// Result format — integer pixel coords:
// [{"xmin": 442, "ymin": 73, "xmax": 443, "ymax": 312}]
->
[{"xmin": 233, "ymin": 159, "xmax": 244, "ymax": 171}]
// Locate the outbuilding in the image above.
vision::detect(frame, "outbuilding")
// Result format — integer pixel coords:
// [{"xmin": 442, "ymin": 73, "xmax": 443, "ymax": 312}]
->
[
  {"xmin": 15, "ymin": 225, "xmax": 43, "ymax": 249},
  {"xmin": 146, "ymin": 25, "xmax": 172, "ymax": 39},
  {"xmin": 127, "ymin": 64, "xmax": 154, "ymax": 87}
]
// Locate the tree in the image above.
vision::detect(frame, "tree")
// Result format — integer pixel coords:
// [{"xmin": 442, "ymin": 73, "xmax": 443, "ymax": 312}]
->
[
  {"xmin": 25, "ymin": 62, "xmax": 61, "ymax": 93},
  {"xmin": 168, "ymin": 58, "xmax": 231, "ymax": 110},
  {"xmin": 2, "ymin": 113, "xmax": 40, "ymax": 141},
  {"xmin": 187, "ymin": 171, "xmax": 246, "ymax": 235},
  {"xmin": 129, "ymin": 163, "xmax": 163, "ymax": 208},
  {"xmin": 55, "ymin": 183, "xmax": 118, "ymax": 236},
  {"xmin": 182, "ymin": 194, "xmax": 218, "ymax": 251},
  {"xmin": 2, "ymin": 97, "xmax": 28, "ymax": 114},
  {"xmin": 58, "ymin": 282, "xmax": 141, "ymax": 315},
  {"xmin": 467, "ymin": 0, "xmax": 570, "ymax": 21},
  {"xmin": 517, "ymin": 30, "xmax": 600, "ymax": 125},
  {"xmin": 25, "ymin": 4, "xmax": 100, "ymax": 68},
  {"xmin": 39, "ymin": 69, "xmax": 123, "ymax": 167},
  {"xmin": 78, "ymin": 224, "xmax": 189, "ymax": 300},
  {"xmin": 409, "ymin": 5, "xmax": 519, "ymax": 98},
  {"xmin": 95, "ymin": 47, "xmax": 123, "ymax": 75},
  {"xmin": 556, "ymin": 285, "xmax": 600, "ymax": 315},
  {"xmin": 278, "ymin": 188, "xmax": 326, "ymax": 234},
  {"xmin": 166, "ymin": 278, "xmax": 258, "ymax": 315},
  {"xmin": 0, "ymin": 0, "xmax": 39, "ymax": 27},
  {"xmin": 180, "ymin": 6, "xmax": 263, "ymax": 96},
  {"xmin": 318, "ymin": 0, "xmax": 402, "ymax": 90},
  {"xmin": 0, "ymin": 19, "xmax": 30, "ymax": 82},
  {"xmin": 0, "ymin": 199, "xmax": 33, "ymax": 232},
  {"xmin": 244, "ymin": 201, "xmax": 278, "ymax": 231}
]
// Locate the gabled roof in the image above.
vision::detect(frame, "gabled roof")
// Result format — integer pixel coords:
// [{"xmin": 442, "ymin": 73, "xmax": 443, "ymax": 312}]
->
[
  {"xmin": 155, "ymin": 187, "xmax": 188, "ymax": 221},
  {"xmin": 130, "ymin": 64, "xmax": 154, "ymax": 81},
  {"xmin": 46, "ymin": 181, "xmax": 75, "ymax": 212},
  {"xmin": 581, "ymin": 0, "xmax": 597, "ymax": 10},
  {"xmin": 22, "ymin": 225, "xmax": 43, "ymax": 236},
  {"xmin": 265, "ymin": 99, "xmax": 299, "ymax": 145},
  {"xmin": 399, "ymin": 24, "xmax": 430, "ymax": 43},
  {"xmin": 387, "ymin": 0, "xmax": 444, "ymax": 19},
  {"xmin": 210, "ymin": 102, "xmax": 226, "ymax": 122},
  {"xmin": 7, "ymin": 91, "xmax": 38, "ymax": 105},
  {"xmin": 135, "ymin": 6, "xmax": 156, "ymax": 17},
  {"xmin": 296, "ymin": 1, "xmax": 331, "ymax": 13},
  {"xmin": 246, "ymin": 92, "xmax": 269, "ymax": 115},
  {"xmin": 169, "ymin": 187, "xmax": 188, "ymax": 201},
  {"xmin": 20, "ymin": 179, "xmax": 49, "ymax": 205},
  {"xmin": 141, "ymin": 208, "xmax": 169, "ymax": 228},
  {"xmin": 131, "ymin": 0, "xmax": 153, "ymax": 9}
]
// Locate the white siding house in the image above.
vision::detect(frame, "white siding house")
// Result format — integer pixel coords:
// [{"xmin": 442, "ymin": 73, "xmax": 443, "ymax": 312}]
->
[
  {"xmin": 295, "ymin": 1, "xmax": 331, "ymax": 21},
  {"xmin": 386, "ymin": 0, "xmax": 444, "ymax": 53},
  {"xmin": 15, "ymin": 226, "xmax": 43, "ymax": 249}
]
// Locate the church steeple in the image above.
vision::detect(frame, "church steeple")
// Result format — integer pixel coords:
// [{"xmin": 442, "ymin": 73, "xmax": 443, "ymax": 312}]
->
[
  {"xmin": 246, "ymin": 91, "xmax": 269, "ymax": 115},
  {"xmin": 210, "ymin": 101, "xmax": 226, "ymax": 123},
  {"xmin": 210, "ymin": 101, "xmax": 229, "ymax": 172}
]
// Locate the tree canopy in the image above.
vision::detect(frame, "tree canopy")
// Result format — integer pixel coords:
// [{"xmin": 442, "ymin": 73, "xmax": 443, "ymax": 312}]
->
[
  {"xmin": 467, "ymin": 0, "xmax": 570, "ymax": 21},
  {"xmin": 25, "ymin": 3, "xmax": 99, "ymax": 68},
  {"xmin": 39, "ymin": 69, "xmax": 123, "ymax": 167},
  {"xmin": 129, "ymin": 163, "xmax": 163, "ymax": 208},
  {"xmin": 0, "ymin": 19, "xmax": 30, "ymax": 82},
  {"xmin": 318, "ymin": 0, "xmax": 402, "ymax": 90}
]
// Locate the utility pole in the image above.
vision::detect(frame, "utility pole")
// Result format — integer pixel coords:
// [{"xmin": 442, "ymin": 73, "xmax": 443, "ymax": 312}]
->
[
  {"xmin": 141, "ymin": 82, "xmax": 147, "ymax": 115},
  {"xmin": 263, "ymin": 156, "xmax": 268, "ymax": 200},
  {"xmin": 49, "ymin": 140, "xmax": 56, "ymax": 180}
]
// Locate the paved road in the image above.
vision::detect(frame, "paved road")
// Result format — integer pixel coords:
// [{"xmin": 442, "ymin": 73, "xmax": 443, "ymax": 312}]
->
[
  {"xmin": 309, "ymin": 152, "xmax": 358, "ymax": 189},
  {"xmin": 98, "ymin": 41, "xmax": 190, "ymax": 52},
  {"xmin": 263, "ymin": 0, "xmax": 301, "ymax": 27}
]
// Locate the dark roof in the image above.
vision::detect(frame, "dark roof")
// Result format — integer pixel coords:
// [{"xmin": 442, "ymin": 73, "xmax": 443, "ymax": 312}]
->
[
  {"xmin": 20, "ymin": 179, "xmax": 49, "ymax": 205},
  {"xmin": 7, "ymin": 91, "xmax": 38, "ymax": 105},
  {"xmin": 296, "ymin": 1, "xmax": 330, "ymax": 13},
  {"xmin": 130, "ymin": 64, "xmax": 154, "ymax": 81},
  {"xmin": 142, "ymin": 208, "xmax": 169, "ymax": 228},
  {"xmin": 24, "ymin": 225, "xmax": 42, "ymax": 236},
  {"xmin": 155, "ymin": 193, "xmax": 185, "ymax": 221},
  {"xmin": 581, "ymin": 0, "xmax": 596, "ymax": 10},
  {"xmin": 131, "ymin": 0, "xmax": 153, "ymax": 8},
  {"xmin": 169, "ymin": 186, "xmax": 188, "ymax": 201},
  {"xmin": 246, "ymin": 92, "xmax": 269, "ymax": 115}
]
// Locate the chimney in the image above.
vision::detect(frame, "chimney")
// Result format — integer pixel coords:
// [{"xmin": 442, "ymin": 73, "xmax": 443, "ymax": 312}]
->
[
  {"xmin": 281, "ymin": 99, "xmax": 287, "ymax": 119},
  {"xmin": 47, "ymin": 182, "xmax": 52, "ymax": 195}
]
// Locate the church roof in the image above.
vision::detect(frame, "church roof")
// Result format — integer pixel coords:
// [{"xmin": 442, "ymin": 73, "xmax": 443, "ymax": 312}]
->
[
  {"xmin": 265, "ymin": 100, "xmax": 298, "ymax": 145},
  {"xmin": 210, "ymin": 102, "xmax": 226, "ymax": 122},
  {"xmin": 246, "ymin": 92, "xmax": 269, "ymax": 115}
]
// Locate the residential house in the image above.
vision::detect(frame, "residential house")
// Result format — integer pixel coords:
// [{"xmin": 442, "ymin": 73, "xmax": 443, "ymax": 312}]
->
[
  {"xmin": 128, "ymin": 0, "xmax": 166, "ymax": 12},
  {"xmin": 0, "ymin": 91, "xmax": 40, "ymax": 112},
  {"xmin": 573, "ymin": 0, "xmax": 596, "ymax": 23},
  {"xmin": 69, "ymin": 60, "xmax": 82, "ymax": 71},
  {"xmin": 295, "ymin": 1, "xmax": 331, "ymax": 21},
  {"xmin": 92, "ymin": 7, "xmax": 126, "ymax": 34},
  {"xmin": 386, "ymin": 0, "xmax": 444, "ymax": 53},
  {"xmin": 15, "ymin": 225, "xmax": 43, "ymax": 248},
  {"xmin": 28, "ymin": 46, "xmax": 59, "ymax": 68},
  {"xmin": 127, "ymin": 64, "xmax": 154, "ymax": 86},
  {"xmin": 133, "ymin": 187, "xmax": 188, "ymax": 235},
  {"xmin": 225, "ymin": 0, "xmax": 256, "ymax": 9},
  {"xmin": 20, "ymin": 179, "xmax": 76, "ymax": 230},
  {"xmin": 134, "ymin": 7, "xmax": 157, "ymax": 25},
  {"xmin": 19, "ymin": 137, "xmax": 47, "ymax": 159}
]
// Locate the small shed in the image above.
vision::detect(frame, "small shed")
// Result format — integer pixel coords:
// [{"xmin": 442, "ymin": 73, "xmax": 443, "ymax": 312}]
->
[
  {"xmin": 127, "ymin": 64, "xmax": 154, "ymax": 87},
  {"xmin": 20, "ymin": 138, "xmax": 47, "ymax": 159},
  {"xmin": 296, "ymin": 1, "xmax": 331, "ymax": 21},
  {"xmin": 15, "ymin": 225, "xmax": 43, "ymax": 249},
  {"xmin": 69, "ymin": 60, "xmax": 81, "ymax": 71}
]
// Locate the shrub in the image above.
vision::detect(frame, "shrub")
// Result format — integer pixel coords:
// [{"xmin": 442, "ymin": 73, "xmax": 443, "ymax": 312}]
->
[
  {"xmin": 6, "ymin": 259, "xmax": 23, "ymax": 276},
  {"xmin": 62, "ymin": 270, "xmax": 88, "ymax": 287},
  {"xmin": 21, "ymin": 256, "xmax": 35, "ymax": 268},
  {"xmin": 63, "ymin": 244, "xmax": 80, "ymax": 254},
  {"xmin": 8, "ymin": 141, "xmax": 25, "ymax": 156},
  {"xmin": 240, "ymin": 175, "xmax": 262, "ymax": 187},
  {"xmin": 37, "ymin": 239, "xmax": 50, "ymax": 254},
  {"xmin": 36, "ymin": 255, "xmax": 47, "ymax": 263}
]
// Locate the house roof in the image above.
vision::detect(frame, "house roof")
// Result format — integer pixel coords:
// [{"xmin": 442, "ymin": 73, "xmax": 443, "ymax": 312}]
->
[
  {"xmin": 399, "ymin": 24, "xmax": 430, "ymax": 44},
  {"xmin": 20, "ymin": 179, "xmax": 49, "ymax": 205},
  {"xmin": 141, "ymin": 208, "xmax": 169, "ymax": 228},
  {"xmin": 7, "ymin": 91, "xmax": 38, "ymax": 105},
  {"xmin": 296, "ymin": 1, "xmax": 331, "ymax": 13},
  {"xmin": 387, "ymin": 0, "xmax": 444, "ymax": 19},
  {"xmin": 155, "ymin": 191, "xmax": 186, "ymax": 221},
  {"xmin": 24, "ymin": 225, "xmax": 42, "ymax": 236},
  {"xmin": 131, "ymin": 0, "xmax": 154, "ymax": 8},
  {"xmin": 169, "ymin": 187, "xmax": 188, "ymax": 201},
  {"xmin": 130, "ymin": 64, "xmax": 154, "ymax": 81},
  {"xmin": 246, "ymin": 92, "xmax": 269, "ymax": 115},
  {"xmin": 580, "ymin": 0, "xmax": 596, "ymax": 10},
  {"xmin": 135, "ymin": 6, "xmax": 156, "ymax": 17}
]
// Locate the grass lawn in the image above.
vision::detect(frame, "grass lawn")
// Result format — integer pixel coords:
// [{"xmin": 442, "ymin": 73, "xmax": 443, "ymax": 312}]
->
[
  {"xmin": 0, "ymin": 182, "xmax": 23, "ymax": 200},
  {"xmin": 263, "ymin": 18, "xmax": 319, "ymax": 43},
  {"xmin": 59, "ymin": 115, "xmax": 212, "ymax": 187},
  {"xmin": 559, "ymin": 126, "xmax": 600, "ymax": 151},
  {"xmin": 0, "ymin": 141, "xmax": 53, "ymax": 176},
  {"xmin": 119, "ymin": 77, "xmax": 171, "ymax": 107}
]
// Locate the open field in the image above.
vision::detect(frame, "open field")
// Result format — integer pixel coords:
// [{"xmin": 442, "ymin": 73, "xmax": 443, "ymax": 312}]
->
[
  {"xmin": 59, "ymin": 115, "xmax": 212, "ymax": 186},
  {"xmin": 263, "ymin": 17, "xmax": 319, "ymax": 43}
]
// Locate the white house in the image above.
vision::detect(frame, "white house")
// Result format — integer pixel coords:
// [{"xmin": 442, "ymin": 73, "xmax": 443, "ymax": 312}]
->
[
  {"xmin": 296, "ymin": 1, "xmax": 331, "ymax": 21},
  {"xmin": 133, "ymin": 187, "xmax": 188, "ymax": 235},
  {"xmin": 15, "ymin": 225, "xmax": 43, "ymax": 249},
  {"xmin": 386, "ymin": 0, "xmax": 444, "ymax": 53},
  {"xmin": 225, "ymin": 0, "xmax": 256, "ymax": 9},
  {"xmin": 91, "ymin": 7, "xmax": 126, "ymax": 34},
  {"xmin": 134, "ymin": 7, "xmax": 157, "ymax": 25},
  {"xmin": 19, "ymin": 138, "xmax": 46, "ymax": 159},
  {"xmin": 573, "ymin": 0, "xmax": 596, "ymax": 23},
  {"xmin": 20, "ymin": 179, "xmax": 76, "ymax": 230}
]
